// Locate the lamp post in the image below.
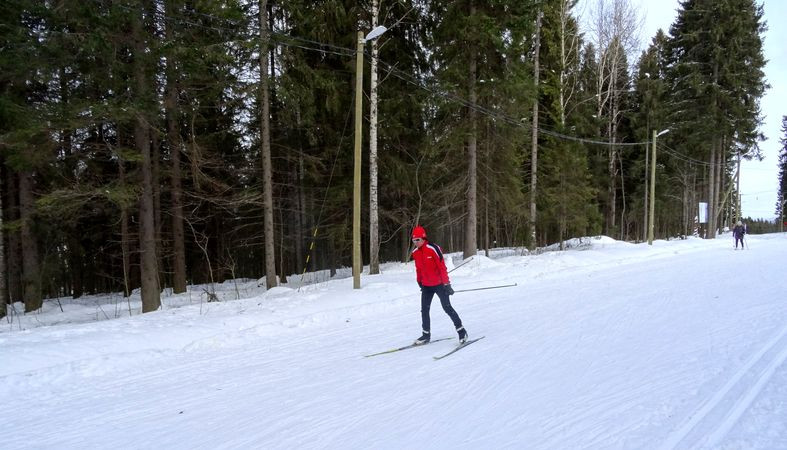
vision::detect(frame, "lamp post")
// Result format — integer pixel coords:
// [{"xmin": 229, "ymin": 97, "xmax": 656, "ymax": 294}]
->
[
  {"xmin": 648, "ymin": 128, "xmax": 669, "ymax": 245},
  {"xmin": 353, "ymin": 26, "xmax": 387, "ymax": 289}
]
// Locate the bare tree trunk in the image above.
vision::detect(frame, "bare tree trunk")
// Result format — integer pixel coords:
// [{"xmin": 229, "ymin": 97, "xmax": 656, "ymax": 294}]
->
[
  {"xmin": 484, "ymin": 172, "xmax": 490, "ymax": 257},
  {"xmin": 464, "ymin": 41, "xmax": 478, "ymax": 260},
  {"xmin": 296, "ymin": 154, "xmax": 305, "ymax": 272},
  {"xmin": 683, "ymin": 180, "xmax": 690, "ymax": 237},
  {"xmin": 18, "ymin": 171, "xmax": 41, "ymax": 312},
  {"xmin": 151, "ymin": 133, "xmax": 166, "ymax": 292},
  {"xmin": 118, "ymin": 158, "xmax": 132, "ymax": 297},
  {"xmin": 133, "ymin": 1, "xmax": 161, "ymax": 313},
  {"xmin": 278, "ymin": 207, "xmax": 287, "ymax": 283},
  {"xmin": 556, "ymin": 0, "xmax": 580, "ymax": 243},
  {"xmin": 530, "ymin": 9, "xmax": 542, "ymax": 250},
  {"xmin": 164, "ymin": 2, "xmax": 187, "ymax": 294},
  {"xmin": 707, "ymin": 58, "xmax": 720, "ymax": 238},
  {"xmin": 167, "ymin": 98, "xmax": 187, "ymax": 293},
  {"xmin": 590, "ymin": 0, "xmax": 641, "ymax": 236},
  {"xmin": 368, "ymin": 0, "xmax": 381, "ymax": 275},
  {"xmin": 714, "ymin": 143, "xmax": 723, "ymax": 230},
  {"xmin": 260, "ymin": 0, "xmax": 277, "ymax": 289},
  {"xmin": 607, "ymin": 88, "xmax": 619, "ymax": 235},
  {"xmin": 484, "ymin": 124, "xmax": 491, "ymax": 257},
  {"xmin": 152, "ymin": 131, "xmax": 162, "ymax": 251},
  {"xmin": 400, "ymin": 224, "xmax": 408, "ymax": 263},
  {"xmin": 707, "ymin": 143, "xmax": 716, "ymax": 238},
  {"xmin": 6, "ymin": 173, "xmax": 22, "ymax": 303},
  {"xmin": 0, "ymin": 171, "xmax": 6, "ymax": 318}
]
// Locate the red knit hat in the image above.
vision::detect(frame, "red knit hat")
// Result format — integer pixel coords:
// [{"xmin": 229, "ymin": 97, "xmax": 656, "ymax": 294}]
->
[{"xmin": 412, "ymin": 225, "xmax": 427, "ymax": 239}]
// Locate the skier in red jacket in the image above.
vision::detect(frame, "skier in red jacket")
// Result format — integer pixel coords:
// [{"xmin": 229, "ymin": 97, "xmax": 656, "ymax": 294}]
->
[{"xmin": 410, "ymin": 225, "xmax": 467, "ymax": 345}]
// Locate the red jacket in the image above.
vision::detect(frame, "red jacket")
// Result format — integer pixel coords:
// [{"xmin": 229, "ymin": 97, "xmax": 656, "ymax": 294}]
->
[{"xmin": 412, "ymin": 241, "xmax": 450, "ymax": 287}]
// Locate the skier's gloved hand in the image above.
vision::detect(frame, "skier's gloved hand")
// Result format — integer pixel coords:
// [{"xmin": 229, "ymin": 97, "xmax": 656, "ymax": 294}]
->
[
  {"xmin": 418, "ymin": 281, "xmax": 423, "ymax": 291},
  {"xmin": 444, "ymin": 284, "xmax": 454, "ymax": 295}
]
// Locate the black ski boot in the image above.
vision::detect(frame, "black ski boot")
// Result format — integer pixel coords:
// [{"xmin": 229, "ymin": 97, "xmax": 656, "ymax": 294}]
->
[
  {"xmin": 456, "ymin": 326, "xmax": 468, "ymax": 344},
  {"xmin": 414, "ymin": 330, "xmax": 431, "ymax": 345}
]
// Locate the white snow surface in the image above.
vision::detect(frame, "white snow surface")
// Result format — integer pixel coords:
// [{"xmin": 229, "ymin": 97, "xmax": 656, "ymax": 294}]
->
[{"xmin": 2, "ymin": 233, "xmax": 787, "ymax": 449}]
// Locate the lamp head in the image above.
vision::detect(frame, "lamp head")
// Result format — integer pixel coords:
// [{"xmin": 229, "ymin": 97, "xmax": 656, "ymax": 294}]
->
[{"xmin": 364, "ymin": 26, "xmax": 388, "ymax": 42}]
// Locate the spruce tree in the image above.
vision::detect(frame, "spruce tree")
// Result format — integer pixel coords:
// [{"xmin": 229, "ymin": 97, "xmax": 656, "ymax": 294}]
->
[
  {"xmin": 629, "ymin": 30, "xmax": 669, "ymax": 240},
  {"xmin": 427, "ymin": 0, "xmax": 534, "ymax": 254},
  {"xmin": 537, "ymin": 0, "xmax": 599, "ymax": 246},
  {"xmin": 666, "ymin": 0, "xmax": 767, "ymax": 237}
]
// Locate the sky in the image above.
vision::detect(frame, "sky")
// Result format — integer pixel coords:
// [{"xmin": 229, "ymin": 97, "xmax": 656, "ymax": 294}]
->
[
  {"xmin": 578, "ymin": 0, "xmax": 785, "ymax": 220},
  {"xmin": 2, "ymin": 234, "xmax": 787, "ymax": 448}
]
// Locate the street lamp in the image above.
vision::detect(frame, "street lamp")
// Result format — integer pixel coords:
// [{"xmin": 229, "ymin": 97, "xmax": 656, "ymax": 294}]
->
[
  {"xmin": 648, "ymin": 128, "xmax": 669, "ymax": 245},
  {"xmin": 353, "ymin": 25, "xmax": 387, "ymax": 289}
]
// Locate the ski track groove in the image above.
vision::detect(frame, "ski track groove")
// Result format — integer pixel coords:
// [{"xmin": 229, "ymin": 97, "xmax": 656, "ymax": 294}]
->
[{"xmin": 658, "ymin": 323, "xmax": 787, "ymax": 450}]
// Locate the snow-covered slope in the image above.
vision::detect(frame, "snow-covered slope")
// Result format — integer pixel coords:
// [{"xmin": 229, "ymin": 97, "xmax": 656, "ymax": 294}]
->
[{"xmin": 2, "ymin": 234, "xmax": 786, "ymax": 449}]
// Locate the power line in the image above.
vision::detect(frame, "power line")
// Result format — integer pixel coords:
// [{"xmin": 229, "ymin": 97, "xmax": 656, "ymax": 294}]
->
[
  {"xmin": 374, "ymin": 58, "xmax": 652, "ymax": 147},
  {"xmin": 741, "ymin": 190, "xmax": 778, "ymax": 195},
  {"xmin": 73, "ymin": 0, "xmax": 657, "ymax": 148},
  {"xmin": 658, "ymin": 142, "xmax": 723, "ymax": 168}
]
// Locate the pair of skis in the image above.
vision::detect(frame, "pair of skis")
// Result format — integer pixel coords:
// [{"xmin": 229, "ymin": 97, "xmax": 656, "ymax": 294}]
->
[{"xmin": 364, "ymin": 335, "xmax": 485, "ymax": 360}]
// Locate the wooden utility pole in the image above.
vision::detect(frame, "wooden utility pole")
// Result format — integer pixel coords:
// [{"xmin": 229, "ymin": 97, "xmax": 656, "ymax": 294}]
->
[
  {"xmin": 353, "ymin": 31, "xmax": 364, "ymax": 289},
  {"xmin": 648, "ymin": 129, "xmax": 668, "ymax": 244},
  {"xmin": 648, "ymin": 129, "xmax": 657, "ymax": 244},
  {"xmin": 464, "ymin": 46, "xmax": 478, "ymax": 259}
]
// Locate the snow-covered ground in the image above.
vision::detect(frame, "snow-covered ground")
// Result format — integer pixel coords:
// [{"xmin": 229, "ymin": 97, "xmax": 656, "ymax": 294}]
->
[{"xmin": 2, "ymin": 233, "xmax": 786, "ymax": 449}]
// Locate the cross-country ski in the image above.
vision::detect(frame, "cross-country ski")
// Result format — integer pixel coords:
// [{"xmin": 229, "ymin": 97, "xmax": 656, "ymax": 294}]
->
[
  {"xmin": 433, "ymin": 336, "xmax": 486, "ymax": 360},
  {"xmin": 363, "ymin": 337, "xmax": 452, "ymax": 357}
]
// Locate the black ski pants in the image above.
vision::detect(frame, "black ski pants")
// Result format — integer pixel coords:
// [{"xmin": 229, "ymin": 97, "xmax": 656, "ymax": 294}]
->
[{"xmin": 420, "ymin": 284, "xmax": 462, "ymax": 332}]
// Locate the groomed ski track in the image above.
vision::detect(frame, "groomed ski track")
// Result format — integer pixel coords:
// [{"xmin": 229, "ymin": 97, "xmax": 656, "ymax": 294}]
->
[{"xmin": 2, "ymin": 235, "xmax": 786, "ymax": 449}]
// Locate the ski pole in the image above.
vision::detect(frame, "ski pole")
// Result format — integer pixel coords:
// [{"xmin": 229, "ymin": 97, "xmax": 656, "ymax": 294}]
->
[
  {"xmin": 454, "ymin": 283, "xmax": 517, "ymax": 293},
  {"xmin": 448, "ymin": 256, "xmax": 473, "ymax": 274}
]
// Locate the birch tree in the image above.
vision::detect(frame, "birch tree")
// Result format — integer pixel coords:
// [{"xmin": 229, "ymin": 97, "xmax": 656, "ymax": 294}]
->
[
  {"xmin": 369, "ymin": 0, "xmax": 381, "ymax": 274},
  {"xmin": 529, "ymin": 9, "xmax": 542, "ymax": 250},
  {"xmin": 587, "ymin": 0, "xmax": 641, "ymax": 235}
]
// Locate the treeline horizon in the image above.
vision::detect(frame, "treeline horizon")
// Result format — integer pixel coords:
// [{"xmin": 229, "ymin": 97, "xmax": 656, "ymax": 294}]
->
[{"xmin": 0, "ymin": 0, "xmax": 771, "ymax": 317}]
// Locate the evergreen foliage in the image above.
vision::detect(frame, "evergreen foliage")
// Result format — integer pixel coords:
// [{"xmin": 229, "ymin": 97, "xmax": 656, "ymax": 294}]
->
[
  {"xmin": 664, "ymin": 0, "xmax": 767, "ymax": 236},
  {"xmin": 0, "ymin": 0, "xmax": 775, "ymax": 312}
]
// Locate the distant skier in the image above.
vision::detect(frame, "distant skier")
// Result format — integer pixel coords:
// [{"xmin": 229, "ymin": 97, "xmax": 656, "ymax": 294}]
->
[
  {"xmin": 410, "ymin": 225, "xmax": 467, "ymax": 345},
  {"xmin": 733, "ymin": 221, "xmax": 746, "ymax": 249}
]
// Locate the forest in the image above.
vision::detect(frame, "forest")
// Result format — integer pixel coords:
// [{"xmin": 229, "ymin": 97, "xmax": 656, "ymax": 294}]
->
[{"xmin": 0, "ymin": 0, "xmax": 775, "ymax": 317}]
